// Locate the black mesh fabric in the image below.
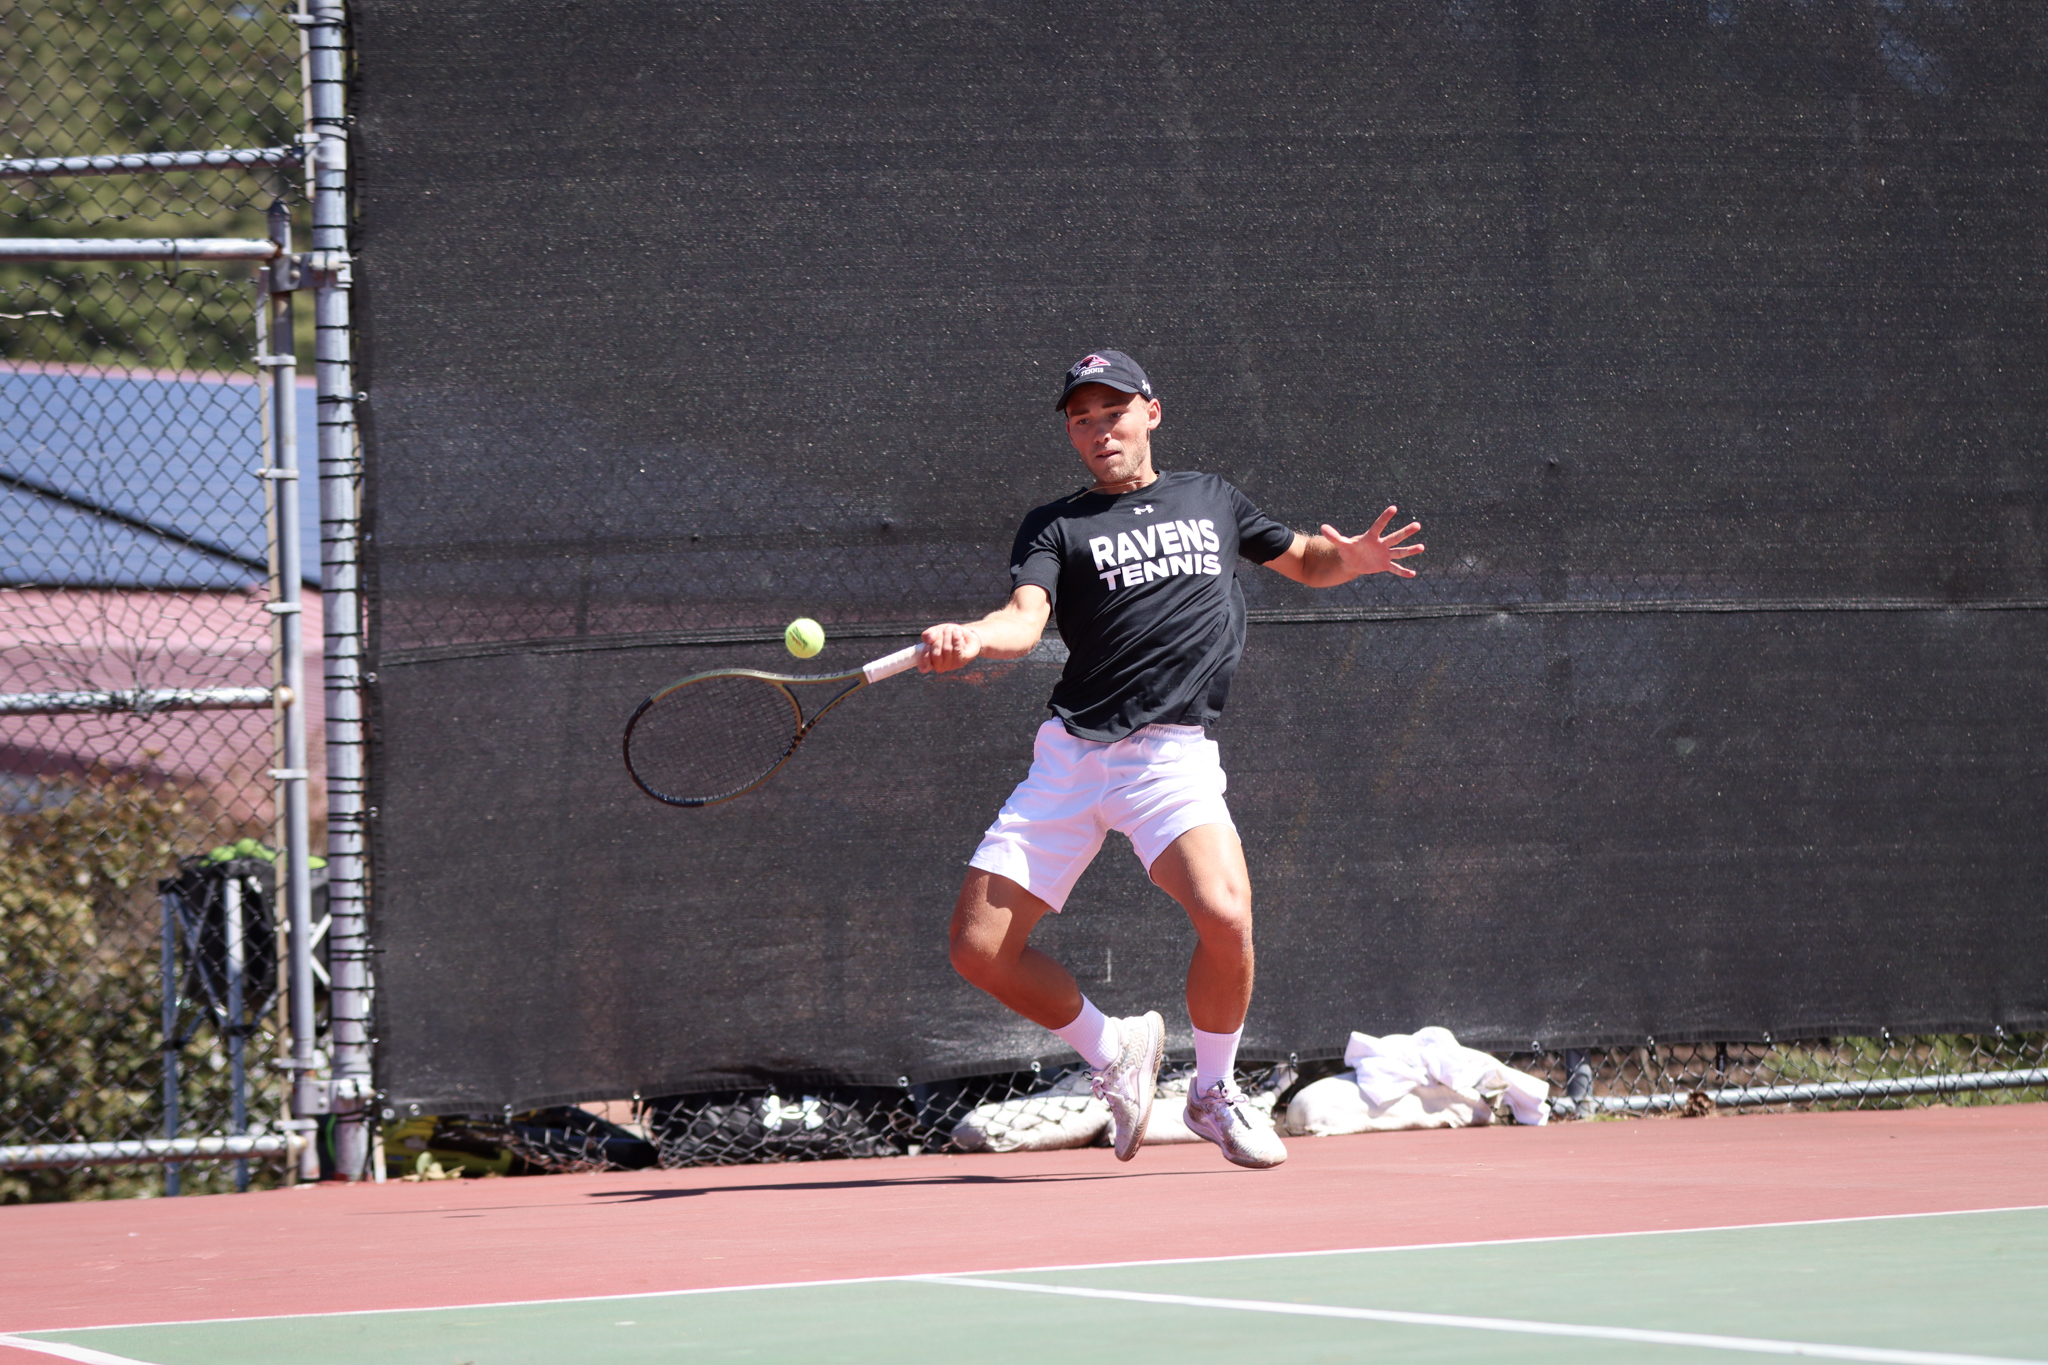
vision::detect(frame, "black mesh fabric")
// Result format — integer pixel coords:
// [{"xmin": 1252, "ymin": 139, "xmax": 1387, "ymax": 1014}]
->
[{"xmin": 353, "ymin": 0, "xmax": 2048, "ymax": 1111}]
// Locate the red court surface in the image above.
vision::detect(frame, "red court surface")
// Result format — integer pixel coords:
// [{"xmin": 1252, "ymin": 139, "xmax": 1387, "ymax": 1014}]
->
[{"xmin": 5, "ymin": 1104, "xmax": 2045, "ymax": 1336}]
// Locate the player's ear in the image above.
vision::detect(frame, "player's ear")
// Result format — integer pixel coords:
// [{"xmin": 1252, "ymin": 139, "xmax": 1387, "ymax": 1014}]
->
[{"xmin": 1143, "ymin": 397, "xmax": 1161, "ymax": 429}]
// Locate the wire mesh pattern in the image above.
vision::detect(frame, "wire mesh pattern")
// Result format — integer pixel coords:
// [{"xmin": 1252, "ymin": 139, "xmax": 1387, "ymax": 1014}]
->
[
  {"xmin": 1, "ymin": 775, "xmax": 292, "ymax": 1200},
  {"xmin": 634, "ymin": 1038, "xmax": 2039, "ymax": 1166},
  {"xmin": 372, "ymin": 1038, "xmax": 2045, "ymax": 1177},
  {"xmin": 1, "ymin": 262, "xmax": 263, "ymax": 378},
  {"xmin": 640, "ymin": 1064, "xmax": 1294, "ymax": 1168},
  {"xmin": 0, "ymin": 0, "xmax": 302, "ymax": 230},
  {"xmin": 381, "ymin": 1108, "xmax": 657, "ymax": 1179},
  {"xmin": 1517, "ymin": 1034, "xmax": 2048, "ymax": 1118},
  {"xmin": 1, "ymin": 0, "xmax": 303, "ymax": 1201},
  {"xmin": 2, "ymin": 348, "xmax": 290, "ymax": 1199}
]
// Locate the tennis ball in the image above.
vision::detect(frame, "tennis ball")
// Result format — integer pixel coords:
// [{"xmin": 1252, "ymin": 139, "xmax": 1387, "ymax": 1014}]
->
[{"xmin": 785, "ymin": 617, "xmax": 826, "ymax": 659}]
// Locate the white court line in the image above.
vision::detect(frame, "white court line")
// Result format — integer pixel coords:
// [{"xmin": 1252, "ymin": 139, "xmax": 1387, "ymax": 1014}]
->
[
  {"xmin": 892, "ymin": 1200, "xmax": 2048, "ymax": 1282},
  {"xmin": 19, "ymin": 1203, "xmax": 2048, "ymax": 1337},
  {"xmin": 0, "ymin": 1336, "xmax": 162, "ymax": 1365},
  {"xmin": 920, "ymin": 1276, "xmax": 2048, "ymax": 1365}
]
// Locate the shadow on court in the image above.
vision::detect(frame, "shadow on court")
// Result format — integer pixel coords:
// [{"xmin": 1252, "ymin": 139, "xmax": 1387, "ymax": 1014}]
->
[{"xmin": 584, "ymin": 1166, "xmax": 1238, "ymax": 1202}]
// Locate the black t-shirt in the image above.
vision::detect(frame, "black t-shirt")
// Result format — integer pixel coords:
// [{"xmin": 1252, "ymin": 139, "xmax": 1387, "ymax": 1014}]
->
[{"xmin": 1009, "ymin": 469, "xmax": 1297, "ymax": 741}]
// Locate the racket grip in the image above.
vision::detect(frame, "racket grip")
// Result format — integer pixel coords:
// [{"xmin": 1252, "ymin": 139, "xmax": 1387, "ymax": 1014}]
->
[{"xmin": 862, "ymin": 642, "xmax": 926, "ymax": 684}]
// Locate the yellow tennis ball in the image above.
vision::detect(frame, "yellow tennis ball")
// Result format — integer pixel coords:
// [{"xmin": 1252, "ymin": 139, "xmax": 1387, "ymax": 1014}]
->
[{"xmin": 785, "ymin": 617, "xmax": 825, "ymax": 658}]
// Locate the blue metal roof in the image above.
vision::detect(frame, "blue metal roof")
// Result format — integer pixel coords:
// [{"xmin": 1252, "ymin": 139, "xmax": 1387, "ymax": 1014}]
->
[{"xmin": 2, "ymin": 367, "xmax": 322, "ymax": 588}]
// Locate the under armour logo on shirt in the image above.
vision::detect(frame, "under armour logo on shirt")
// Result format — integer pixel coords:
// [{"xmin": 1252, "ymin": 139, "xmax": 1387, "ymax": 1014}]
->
[{"xmin": 1133, "ymin": 505, "xmax": 1154, "ymax": 515}]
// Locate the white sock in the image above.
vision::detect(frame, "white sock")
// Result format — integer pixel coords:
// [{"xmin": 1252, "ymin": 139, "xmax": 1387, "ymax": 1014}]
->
[
  {"xmin": 1052, "ymin": 997, "xmax": 1121, "ymax": 1070},
  {"xmin": 1193, "ymin": 1025, "xmax": 1243, "ymax": 1094}
]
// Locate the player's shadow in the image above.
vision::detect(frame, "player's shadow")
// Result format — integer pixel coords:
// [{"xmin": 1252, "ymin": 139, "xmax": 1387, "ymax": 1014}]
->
[{"xmin": 587, "ymin": 1169, "xmax": 1229, "ymax": 1202}]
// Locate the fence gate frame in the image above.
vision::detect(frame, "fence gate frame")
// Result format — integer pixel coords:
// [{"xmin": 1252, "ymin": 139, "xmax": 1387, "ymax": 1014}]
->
[{"xmin": 0, "ymin": 0, "xmax": 372, "ymax": 1186}]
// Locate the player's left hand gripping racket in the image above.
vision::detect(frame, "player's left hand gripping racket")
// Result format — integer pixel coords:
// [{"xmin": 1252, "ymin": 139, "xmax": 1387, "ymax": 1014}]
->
[{"xmin": 623, "ymin": 642, "xmax": 925, "ymax": 807}]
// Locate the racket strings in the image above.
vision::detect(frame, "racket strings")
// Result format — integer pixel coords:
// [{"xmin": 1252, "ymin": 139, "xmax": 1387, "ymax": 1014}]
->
[{"xmin": 626, "ymin": 675, "xmax": 803, "ymax": 805}]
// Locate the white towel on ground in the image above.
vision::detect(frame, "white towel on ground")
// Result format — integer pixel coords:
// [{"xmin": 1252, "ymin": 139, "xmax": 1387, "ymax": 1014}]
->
[
  {"xmin": 1344, "ymin": 1026, "xmax": 1550, "ymax": 1126},
  {"xmin": 1284, "ymin": 1078, "xmax": 1494, "ymax": 1136}
]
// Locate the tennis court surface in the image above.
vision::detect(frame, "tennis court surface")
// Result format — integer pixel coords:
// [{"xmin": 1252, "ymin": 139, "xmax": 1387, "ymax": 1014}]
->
[{"xmin": 5, "ymin": 1105, "xmax": 2044, "ymax": 1364}]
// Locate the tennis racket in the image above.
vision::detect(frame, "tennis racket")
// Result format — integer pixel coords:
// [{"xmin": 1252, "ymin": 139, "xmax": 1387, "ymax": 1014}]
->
[{"xmin": 622, "ymin": 641, "xmax": 925, "ymax": 807}]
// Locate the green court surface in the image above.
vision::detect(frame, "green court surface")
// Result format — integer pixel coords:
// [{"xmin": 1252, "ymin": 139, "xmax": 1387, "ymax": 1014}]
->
[{"xmin": 18, "ymin": 1208, "xmax": 2047, "ymax": 1365}]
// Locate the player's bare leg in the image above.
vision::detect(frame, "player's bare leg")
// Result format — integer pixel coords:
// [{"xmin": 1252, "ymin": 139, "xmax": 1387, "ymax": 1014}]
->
[
  {"xmin": 1145, "ymin": 823, "xmax": 1255, "ymax": 1033},
  {"xmin": 1149, "ymin": 823, "xmax": 1288, "ymax": 1168},
  {"xmin": 947, "ymin": 870, "xmax": 1078, "ymax": 1029},
  {"xmin": 948, "ymin": 869, "xmax": 1166, "ymax": 1159}
]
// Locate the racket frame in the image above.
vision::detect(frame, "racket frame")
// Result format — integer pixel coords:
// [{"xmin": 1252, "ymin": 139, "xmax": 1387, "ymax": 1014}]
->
[{"xmin": 623, "ymin": 642, "xmax": 922, "ymax": 808}]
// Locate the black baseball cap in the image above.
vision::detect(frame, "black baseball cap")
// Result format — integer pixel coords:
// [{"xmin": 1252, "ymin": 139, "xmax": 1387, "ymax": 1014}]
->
[{"xmin": 1055, "ymin": 349, "xmax": 1154, "ymax": 410}]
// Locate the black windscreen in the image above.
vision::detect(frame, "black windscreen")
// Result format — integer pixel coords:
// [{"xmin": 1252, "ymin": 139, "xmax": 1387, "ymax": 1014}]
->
[{"xmin": 353, "ymin": 0, "xmax": 2048, "ymax": 1110}]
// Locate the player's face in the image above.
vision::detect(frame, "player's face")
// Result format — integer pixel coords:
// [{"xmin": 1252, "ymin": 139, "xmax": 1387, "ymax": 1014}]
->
[{"xmin": 1063, "ymin": 385, "xmax": 1162, "ymax": 491}]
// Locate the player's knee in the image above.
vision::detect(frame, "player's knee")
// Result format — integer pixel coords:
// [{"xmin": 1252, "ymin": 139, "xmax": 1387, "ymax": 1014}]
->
[
  {"xmin": 948, "ymin": 924, "xmax": 1004, "ymax": 989},
  {"xmin": 1190, "ymin": 884, "xmax": 1253, "ymax": 948}
]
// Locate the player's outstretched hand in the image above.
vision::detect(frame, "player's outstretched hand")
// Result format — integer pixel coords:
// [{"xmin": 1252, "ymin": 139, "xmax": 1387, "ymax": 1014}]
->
[
  {"xmin": 1324, "ymin": 507, "xmax": 1424, "ymax": 579},
  {"xmin": 919, "ymin": 622, "xmax": 984, "ymax": 672}
]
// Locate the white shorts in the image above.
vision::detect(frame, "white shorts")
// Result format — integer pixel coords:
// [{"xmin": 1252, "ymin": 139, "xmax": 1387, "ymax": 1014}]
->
[{"xmin": 968, "ymin": 718, "xmax": 1237, "ymax": 912}]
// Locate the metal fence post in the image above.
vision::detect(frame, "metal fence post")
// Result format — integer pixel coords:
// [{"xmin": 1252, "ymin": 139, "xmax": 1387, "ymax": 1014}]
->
[
  {"xmin": 262, "ymin": 199, "xmax": 322, "ymax": 1183},
  {"xmin": 224, "ymin": 874, "xmax": 249, "ymax": 1193},
  {"xmin": 160, "ymin": 893, "xmax": 181, "ymax": 1198},
  {"xmin": 305, "ymin": 0, "xmax": 375, "ymax": 1182}
]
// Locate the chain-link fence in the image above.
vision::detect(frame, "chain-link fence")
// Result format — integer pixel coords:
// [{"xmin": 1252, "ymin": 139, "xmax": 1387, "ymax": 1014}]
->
[
  {"xmin": 381, "ymin": 1062, "xmax": 1298, "ymax": 1177},
  {"xmin": 1, "ymin": 0, "xmax": 302, "ymax": 229},
  {"xmin": 375, "ymin": 1032, "xmax": 2048, "ymax": 1178},
  {"xmin": 2, "ymin": 0, "xmax": 311, "ymax": 1201},
  {"xmin": 1519, "ymin": 1033, "xmax": 2048, "ymax": 1119}
]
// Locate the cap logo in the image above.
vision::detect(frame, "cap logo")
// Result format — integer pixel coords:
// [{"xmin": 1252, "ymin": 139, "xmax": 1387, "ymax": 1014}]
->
[{"xmin": 1056, "ymin": 350, "xmax": 1152, "ymax": 408}]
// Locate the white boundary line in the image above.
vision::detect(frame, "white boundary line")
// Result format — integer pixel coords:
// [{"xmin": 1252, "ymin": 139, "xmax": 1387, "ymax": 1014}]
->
[
  {"xmin": 918, "ymin": 1277, "xmax": 2047, "ymax": 1365},
  {"xmin": 16, "ymin": 1203, "xmax": 2048, "ymax": 1337},
  {"xmin": 871, "ymin": 1200, "xmax": 2048, "ymax": 1283},
  {"xmin": 0, "ymin": 1336, "xmax": 164, "ymax": 1365}
]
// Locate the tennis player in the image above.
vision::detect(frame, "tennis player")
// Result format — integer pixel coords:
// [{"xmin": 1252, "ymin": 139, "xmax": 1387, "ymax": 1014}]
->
[{"xmin": 919, "ymin": 350, "xmax": 1422, "ymax": 1168}]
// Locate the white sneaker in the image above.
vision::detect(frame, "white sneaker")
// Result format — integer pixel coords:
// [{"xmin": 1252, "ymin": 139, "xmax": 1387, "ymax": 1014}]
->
[
  {"xmin": 1184, "ymin": 1079, "xmax": 1288, "ymax": 1169},
  {"xmin": 1089, "ymin": 1011, "xmax": 1165, "ymax": 1161}
]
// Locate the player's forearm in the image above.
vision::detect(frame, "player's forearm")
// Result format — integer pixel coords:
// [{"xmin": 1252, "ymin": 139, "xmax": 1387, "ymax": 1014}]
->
[
  {"xmin": 960, "ymin": 607, "xmax": 1044, "ymax": 659},
  {"xmin": 921, "ymin": 588, "xmax": 1050, "ymax": 672}
]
